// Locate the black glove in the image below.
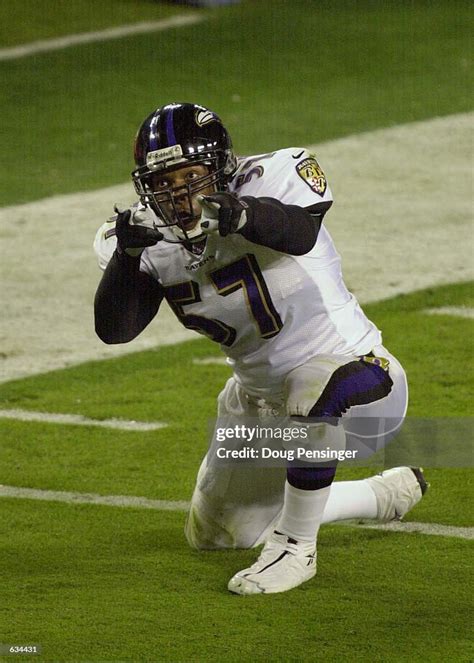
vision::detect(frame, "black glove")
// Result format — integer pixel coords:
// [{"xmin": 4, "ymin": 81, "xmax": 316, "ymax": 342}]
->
[
  {"xmin": 114, "ymin": 206, "xmax": 163, "ymax": 256},
  {"xmin": 197, "ymin": 192, "xmax": 250, "ymax": 237}
]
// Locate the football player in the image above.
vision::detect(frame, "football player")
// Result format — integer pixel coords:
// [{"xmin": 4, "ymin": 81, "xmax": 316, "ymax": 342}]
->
[{"xmin": 93, "ymin": 103, "xmax": 427, "ymax": 595}]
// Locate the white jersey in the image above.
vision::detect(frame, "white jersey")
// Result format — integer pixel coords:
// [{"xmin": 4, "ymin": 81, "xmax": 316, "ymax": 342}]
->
[{"xmin": 94, "ymin": 148, "xmax": 382, "ymax": 395}]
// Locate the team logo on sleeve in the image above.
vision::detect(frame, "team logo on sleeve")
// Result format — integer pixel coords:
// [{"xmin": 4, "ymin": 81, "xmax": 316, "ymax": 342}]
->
[{"xmin": 296, "ymin": 156, "xmax": 327, "ymax": 196}]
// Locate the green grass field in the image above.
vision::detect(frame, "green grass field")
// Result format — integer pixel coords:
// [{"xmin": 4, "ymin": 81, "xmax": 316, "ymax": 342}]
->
[
  {"xmin": 1, "ymin": 1, "xmax": 473, "ymax": 661},
  {"xmin": 1, "ymin": 0, "xmax": 472, "ymax": 206}
]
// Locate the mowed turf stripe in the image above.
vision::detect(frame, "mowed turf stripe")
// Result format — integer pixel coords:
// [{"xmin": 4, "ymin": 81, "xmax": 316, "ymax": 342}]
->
[
  {"xmin": 0, "ymin": 14, "xmax": 204, "ymax": 61},
  {"xmin": 0, "ymin": 485, "xmax": 472, "ymax": 540},
  {"xmin": 0, "ymin": 408, "xmax": 167, "ymax": 431}
]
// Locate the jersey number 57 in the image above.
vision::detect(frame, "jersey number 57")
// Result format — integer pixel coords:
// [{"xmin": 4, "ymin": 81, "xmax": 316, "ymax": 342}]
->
[{"xmin": 164, "ymin": 254, "xmax": 283, "ymax": 346}]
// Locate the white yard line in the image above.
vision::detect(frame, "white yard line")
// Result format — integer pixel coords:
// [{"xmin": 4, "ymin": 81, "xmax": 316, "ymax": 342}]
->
[
  {"xmin": 0, "ymin": 15, "xmax": 204, "ymax": 61},
  {"xmin": 424, "ymin": 306, "xmax": 474, "ymax": 320},
  {"xmin": 0, "ymin": 485, "xmax": 187, "ymax": 511},
  {"xmin": 192, "ymin": 357, "xmax": 229, "ymax": 366},
  {"xmin": 0, "ymin": 408, "xmax": 166, "ymax": 431},
  {"xmin": 338, "ymin": 519, "xmax": 473, "ymax": 540},
  {"xmin": 0, "ymin": 485, "xmax": 472, "ymax": 540}
]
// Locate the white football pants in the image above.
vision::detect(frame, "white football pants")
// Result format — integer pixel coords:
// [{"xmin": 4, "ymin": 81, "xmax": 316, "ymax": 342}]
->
[{"xmin": 185, "ymin": 346, "xmax": 408, "ymax": 549}]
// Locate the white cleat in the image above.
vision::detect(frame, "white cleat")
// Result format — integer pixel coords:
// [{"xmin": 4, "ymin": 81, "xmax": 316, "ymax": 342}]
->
[
  {"xmin": 228, "ymin": 531, "xmax": 317, "ymax": 595},
  {"xmin": 366, "ymin": 466, "xmax": 429, "ymax": 522}
]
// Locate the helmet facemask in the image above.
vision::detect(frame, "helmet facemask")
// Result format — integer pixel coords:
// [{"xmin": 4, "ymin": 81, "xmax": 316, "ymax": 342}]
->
[{"xmin": 133, "ymin": 155, "xmax": 226, "ymax": 243}]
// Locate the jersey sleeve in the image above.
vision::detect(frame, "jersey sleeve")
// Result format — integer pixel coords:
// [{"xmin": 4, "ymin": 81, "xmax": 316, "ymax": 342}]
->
[
  {"xmin": 93, "ymin": 220, "xmax": 117, "ymax": 271},
  {"xmin": 232, "ymin": 148, "xmax": 333, "ymax": 211},
  {"xmin": 92, "ymin": 204, "xmax": 159, "ymax": 279}
]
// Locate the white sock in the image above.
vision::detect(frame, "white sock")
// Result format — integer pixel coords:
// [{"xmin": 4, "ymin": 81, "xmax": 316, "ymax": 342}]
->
[
  {"xmin": 276, "ymin": 481, "xmax": 331, "ymax": 542},
  {"xmin": 321, "ymin": 479, "xmax": 378, "ymax": 523}
]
